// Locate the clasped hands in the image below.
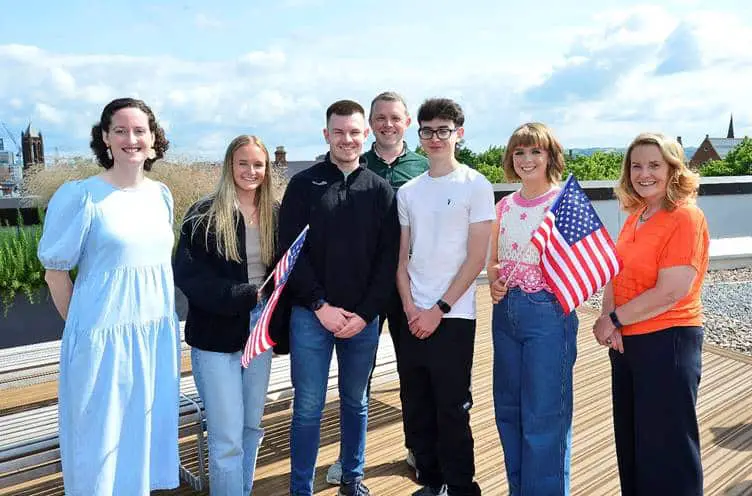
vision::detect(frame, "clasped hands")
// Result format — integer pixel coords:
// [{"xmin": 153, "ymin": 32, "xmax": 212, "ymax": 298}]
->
[
  {"xmin": 404, "ymin": 302, "xmax": 443, "ymax": 340},
  {"xmin": 592, "ymin": 313, "xmax": 624, "ymax": 353},
  {"xmin": 315, "ymin": 303, "xmax": 367, "ymax": 338}
]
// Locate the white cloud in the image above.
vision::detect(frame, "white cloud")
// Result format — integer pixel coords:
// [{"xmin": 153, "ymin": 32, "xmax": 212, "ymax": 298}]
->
[
  {"xmin": 35, "ymin": 103, "xmax": 64, "ymax": 125},
  {"xmin": 1, "ymin": 5, "xmax": 750, "ymax": 160}
]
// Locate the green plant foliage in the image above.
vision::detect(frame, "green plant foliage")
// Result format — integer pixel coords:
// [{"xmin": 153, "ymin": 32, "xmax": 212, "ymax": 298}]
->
[
  {"xmin": 563, "ymin": 151, "xmax": 624, "ymax": 181},
  {"xmin": 0, "ymin": 213, "xmax": 45, "ymax": 315},
  {"xmin": 699, "ymin": 159, "xmax": 742, "ymax": 177},
  {"xmin": 719, "ymin": 137, "xmax": 752, "ymax": 175}
]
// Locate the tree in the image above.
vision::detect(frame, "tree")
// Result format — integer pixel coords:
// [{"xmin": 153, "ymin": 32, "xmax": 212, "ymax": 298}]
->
[
  {"xmin": 699, "ymin": 159, "xmax": 739, "ymax": 177},
  {"xmin": 454, "ymin": 140, "xmax": 477, "ymax": 168},
  {"xmin": 722, "ymin": 137, "xmax": 752, "ymax": 175},
  {"xmin": 563, "ymin": 151, "xmax": 623, "ymax": 181}
]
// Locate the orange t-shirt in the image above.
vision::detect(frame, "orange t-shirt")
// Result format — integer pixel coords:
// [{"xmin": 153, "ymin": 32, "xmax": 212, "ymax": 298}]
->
[{"xmin": 612, "ymin": 203, "xmax": 709, "ymax": 336}]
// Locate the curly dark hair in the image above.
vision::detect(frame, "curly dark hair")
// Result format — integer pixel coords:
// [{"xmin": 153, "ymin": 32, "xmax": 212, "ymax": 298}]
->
[
  {"xmin": 90, "ymin": 98, "xmax": 169, "ymax": 171},
  {"xmin": 417, "ymin": 98, "xmax": 465, "ymax": 127}
]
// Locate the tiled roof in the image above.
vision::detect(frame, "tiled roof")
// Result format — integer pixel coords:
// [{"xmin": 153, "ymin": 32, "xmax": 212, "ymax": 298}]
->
[{"xmin": 708, "ymin": 138, "xmax": 743, "ymax": 159}]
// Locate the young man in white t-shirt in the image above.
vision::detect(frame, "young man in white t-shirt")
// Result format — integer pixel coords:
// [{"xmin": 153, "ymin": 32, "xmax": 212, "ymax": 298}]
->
[{"xmin": 396, "ymin": 98, "xmax": 495, "ymax": 496}]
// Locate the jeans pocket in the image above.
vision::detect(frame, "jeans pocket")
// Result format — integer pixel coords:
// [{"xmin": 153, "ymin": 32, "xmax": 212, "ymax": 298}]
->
[{"xmin": 525, "ymin": 290, "xmax": 565, "ymax": 320}]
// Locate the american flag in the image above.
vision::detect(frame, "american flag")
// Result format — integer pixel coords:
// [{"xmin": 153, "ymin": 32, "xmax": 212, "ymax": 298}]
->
[
  {"xmin": 241, "ymin": 225, "xmax": 309, "ymax": 367},
  {"xmin": 531, "ymin": 175, "xmax": 622, "ymax": 314}
]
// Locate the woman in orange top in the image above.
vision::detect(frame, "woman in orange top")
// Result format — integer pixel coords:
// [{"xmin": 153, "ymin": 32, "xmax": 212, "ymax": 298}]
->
[{"xmin": 593, "ymin": 132, "xmax": 708, "ymax": 496}]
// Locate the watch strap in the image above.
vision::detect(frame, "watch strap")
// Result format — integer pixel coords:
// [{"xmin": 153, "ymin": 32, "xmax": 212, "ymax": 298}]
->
[
  {"xmin": 609, "ymin": 310, "xmax": 623, "ymax": 329},
  {"xmin": 436, "ymin": 299, "xmax": 452, "ymax": 314}
]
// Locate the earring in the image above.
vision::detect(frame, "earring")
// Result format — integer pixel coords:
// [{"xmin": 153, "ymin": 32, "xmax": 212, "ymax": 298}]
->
[
  {"xmin": 106, "ymin": 148, "xmax": 112, "ymax": 160},
  {"xmin": 147, "ymin": 147, "xmax": 157, "ymax": 160}
]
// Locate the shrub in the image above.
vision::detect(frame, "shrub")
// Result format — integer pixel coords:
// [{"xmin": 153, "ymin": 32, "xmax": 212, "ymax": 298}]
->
[
  {"xmin": 699, "ymin": 159, "xmax": 747, "ymax": 177},
  {"xmin": 0, "ymin": 216, "xmax": 45, "ymax": 315}
]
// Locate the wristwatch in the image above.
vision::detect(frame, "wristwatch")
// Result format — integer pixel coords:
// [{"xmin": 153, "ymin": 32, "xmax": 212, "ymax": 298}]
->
[
  {"xmin": 436, "ymin": 299, "xmax": 452, "ymax": 314},
  {"xmin": 310, "ymin": 298, "xmax": 325, "ymax": 312},
  {"xmin": 609, "ymin": 310, "xmax": 623, "ymax": 329}
]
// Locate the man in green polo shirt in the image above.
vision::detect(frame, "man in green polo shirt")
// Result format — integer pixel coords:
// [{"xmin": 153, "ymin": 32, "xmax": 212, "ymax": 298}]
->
[
  {"xmin": 327, "ymin": 91, "xmax": 428, "ymax": 486},
  {"xmin": 363, "ymin": 91, "xmax": 428, "ymax": 352},
  {"xmin": 363, "ymin": 92, "xmax": 429, "ymax": 191}
]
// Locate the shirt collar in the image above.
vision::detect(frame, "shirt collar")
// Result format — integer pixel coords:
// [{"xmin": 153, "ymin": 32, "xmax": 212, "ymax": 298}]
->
[{"xmin": 371, "ymin": 141, "xmax": 408, "ymax": 163}]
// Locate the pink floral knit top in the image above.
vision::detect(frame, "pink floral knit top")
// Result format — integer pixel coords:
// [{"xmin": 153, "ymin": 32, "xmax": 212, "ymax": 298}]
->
[{"xmin": 494, "ymin": 188, "xmax": 560, "ymax": 293}]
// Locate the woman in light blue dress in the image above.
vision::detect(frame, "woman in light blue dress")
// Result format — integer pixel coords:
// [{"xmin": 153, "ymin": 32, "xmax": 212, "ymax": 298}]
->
[{"xmin": 38, "ymin": 98, "xmax": 180, "ymax": 495}]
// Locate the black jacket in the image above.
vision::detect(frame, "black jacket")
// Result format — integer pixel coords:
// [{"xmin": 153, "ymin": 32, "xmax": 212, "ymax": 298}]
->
[
  {"xmin": 173, "ymin": 198, "xmax": 289, "ymax": 353},
  {"xmin": 278, "ymin": 154, "xmax": 399, "ymax": 322}
]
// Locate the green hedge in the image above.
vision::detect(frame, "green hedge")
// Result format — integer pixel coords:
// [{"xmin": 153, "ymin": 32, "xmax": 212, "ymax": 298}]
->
[{"xmin": 0, "ymin": 216, "xmax": 45, "ymax": 315}]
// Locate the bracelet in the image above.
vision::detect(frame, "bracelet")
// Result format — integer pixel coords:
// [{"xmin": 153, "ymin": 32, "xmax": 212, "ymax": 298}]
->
[{"xmin": 609, "ymin": 310, "xmax": 624, "ymax": 329}]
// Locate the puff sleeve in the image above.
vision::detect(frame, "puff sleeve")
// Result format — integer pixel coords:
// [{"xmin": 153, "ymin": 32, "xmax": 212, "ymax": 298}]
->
[
  {"xmin": 157, "ymin": 181, "xmax": 175, "ymax": 229},
  {"xmin": 37, "ymin": 180, "xmax": 93, "ymax": 271}
]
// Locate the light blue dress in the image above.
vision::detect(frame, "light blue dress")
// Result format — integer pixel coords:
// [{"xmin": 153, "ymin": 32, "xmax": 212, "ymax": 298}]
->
[{"xmin": 38, "ymin": 176, "xmax": 180, "ymax": 495}]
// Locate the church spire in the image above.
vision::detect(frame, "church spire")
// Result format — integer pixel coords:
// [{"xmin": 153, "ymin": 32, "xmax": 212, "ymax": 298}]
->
[{"xmin": 727, "ymin": 114, "xmax": 735, "ymax": 139}]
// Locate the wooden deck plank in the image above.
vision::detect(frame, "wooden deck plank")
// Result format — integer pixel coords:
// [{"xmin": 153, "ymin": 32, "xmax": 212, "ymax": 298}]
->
[{"xmin": 2, "ymin": 293, "xmax": 752, "ymax": 495}]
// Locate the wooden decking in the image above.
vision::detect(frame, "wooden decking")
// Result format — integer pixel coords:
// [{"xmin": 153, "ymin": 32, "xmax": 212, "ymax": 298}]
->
[{"xmin": 3, "ymin": 293, "xmax": 752, "ymax": 495}]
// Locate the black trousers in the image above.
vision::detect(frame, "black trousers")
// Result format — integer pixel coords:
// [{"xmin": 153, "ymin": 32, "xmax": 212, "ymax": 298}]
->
[
  {"xmin": 610, "ymin": 326, "xmax": 704, "ymax": 496},
  {"xmin": 366, "ymin": 287, "xmax": 409, "ymax": 435},
  {"xmin": 399, "ymin": 317, "xmax": 481, "ymax": 496}
]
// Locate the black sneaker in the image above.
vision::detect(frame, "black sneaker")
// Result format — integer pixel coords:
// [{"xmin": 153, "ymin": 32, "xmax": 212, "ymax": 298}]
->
[
  {"xmin": 338, "ymin": 480, "xmax": 371, "ymax": 496},
  {"xmin": 411, "ymin": 485, "xmax": 447, "ymax": 496}
]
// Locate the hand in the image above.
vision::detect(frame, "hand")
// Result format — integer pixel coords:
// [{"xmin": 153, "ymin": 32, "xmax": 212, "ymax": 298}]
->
[
  {"xmin": 607, "ymin": 330, "xmax": 625, "ymax": 354},
  {"xmin": 592, "ymin": 313, "xmax": 616, "ymax": 346},
  {"xmin": 409, "ymin": 306, "xmax": 443, "ymax": 340},
  {"xmin": 334, "ymin": 314, "xmax": 368, "ymax": 339},
  {"xmin": 490, "ymin": 277, "xmax": 508, "ymax": 304},
  {"xmin": 404, "ymin": 302, "xmax": 421, "ymax": 325},
  {"xmin": 315, "ymin": 304, "xmax": 353, "ymax": 333}
]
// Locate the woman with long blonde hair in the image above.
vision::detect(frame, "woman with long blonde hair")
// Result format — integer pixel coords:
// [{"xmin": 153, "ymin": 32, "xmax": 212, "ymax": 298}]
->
[
  {"xmin": 174, "ymin": 135, "xmax": 279, "ymax": 495},
  {"xmin": 593, "ymin": 132, "xmax": 708, "ymax": 495}
]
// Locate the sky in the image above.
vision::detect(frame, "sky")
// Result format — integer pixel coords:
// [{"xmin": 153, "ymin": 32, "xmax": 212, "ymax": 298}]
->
[{"xmin": 1, "ymin": 0, "xmax": 750, "ymax": 162}]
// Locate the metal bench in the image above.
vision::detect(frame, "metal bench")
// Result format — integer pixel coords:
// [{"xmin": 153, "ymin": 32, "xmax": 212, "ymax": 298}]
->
[
  {"xmin": 0, "ymin": 375, "xmax": 208, "ymax": 491},
  {"xmin": 0, "ymin": 333, "xmax": 398, "ymax": 492}
]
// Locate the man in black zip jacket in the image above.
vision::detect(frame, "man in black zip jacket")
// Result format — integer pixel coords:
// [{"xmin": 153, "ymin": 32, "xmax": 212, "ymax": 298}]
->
[{"xmin": 279, "ymin": 100, "xmax": 399, "ymax": 496}]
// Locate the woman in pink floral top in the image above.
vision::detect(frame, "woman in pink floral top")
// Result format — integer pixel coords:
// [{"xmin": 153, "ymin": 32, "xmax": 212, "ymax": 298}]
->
[{"xmin": 487, "ymin": 123, "xmax": 578, "ymax": 496}]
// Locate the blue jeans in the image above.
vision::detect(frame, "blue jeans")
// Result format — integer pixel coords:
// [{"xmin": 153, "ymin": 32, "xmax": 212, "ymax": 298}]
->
[
  {"xmin": 289, "ymin": 306, "xmax": 379, "ymax": 495},
  {"xmin": 492, "ymin": 288, "xmax": 578, "ymax": 496},
  {"xmin": 190, "ymin": 304, "xmax": 273, "ymax": 496}
]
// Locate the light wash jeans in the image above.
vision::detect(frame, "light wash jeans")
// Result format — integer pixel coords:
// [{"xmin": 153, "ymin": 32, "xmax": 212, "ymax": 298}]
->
[
  {"xmin": 492, "ymin": 288, "xmax": 578, "ymax": 496},
  {"xmin": 190, "ymin": 304, "xmax": 273, "ymax": 496},
  {"xmin": 288, "ymin": 305, "xmax": 379, "ymax": 495}
]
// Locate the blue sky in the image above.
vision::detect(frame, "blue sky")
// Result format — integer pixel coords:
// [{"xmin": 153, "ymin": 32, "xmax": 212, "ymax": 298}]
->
[{"xmin": 1, "ymin": 0, "xmax": 750, "ymax": 161}]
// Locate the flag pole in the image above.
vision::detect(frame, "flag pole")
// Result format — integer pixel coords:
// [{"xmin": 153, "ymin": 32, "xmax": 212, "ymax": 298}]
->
[
  {"xmin": 257, "ymin": 224, "xmax": 309, "ymax": 295},
  {"xmin": 497, "ymin": 177, "xmax": 571, "ymax": 290}
]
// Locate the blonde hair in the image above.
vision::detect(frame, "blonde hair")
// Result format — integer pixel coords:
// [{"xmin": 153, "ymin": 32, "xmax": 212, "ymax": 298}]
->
[
  {"xmin": 188, "ymin": 135, "xmax": 276, "ymax": 266},
  {"xmin": 502, "ymin": 122, "xmax": 565, "ymax": 184},
  {"xmin": 615, "ymin": 132, "xmax": 699, "ymax": 214}
]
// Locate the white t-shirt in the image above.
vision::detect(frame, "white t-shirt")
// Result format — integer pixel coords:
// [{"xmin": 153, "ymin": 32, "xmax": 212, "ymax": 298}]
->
[{"xmin": 397, "ymin": 164, "xmax": 496, "ymax": 318}]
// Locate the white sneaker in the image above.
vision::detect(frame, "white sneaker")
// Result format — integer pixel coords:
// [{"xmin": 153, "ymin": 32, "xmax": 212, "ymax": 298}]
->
[
  {"xmin": 406, "ymin": 449, "xmax": 416, "ymax": 469},
  {"xmin": 326, "ymin": 460, "xmax": 343, "ymax": 485}
]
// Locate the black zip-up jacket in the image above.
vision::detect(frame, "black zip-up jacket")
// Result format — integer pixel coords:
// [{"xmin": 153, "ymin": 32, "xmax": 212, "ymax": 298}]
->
[
  {"xmin": 173, "ymin": 198, "xmax": 285, "ymax": 353},
  {"xmin": 278, "ymin": 154, "xmax": 399, "ymax": 323}
]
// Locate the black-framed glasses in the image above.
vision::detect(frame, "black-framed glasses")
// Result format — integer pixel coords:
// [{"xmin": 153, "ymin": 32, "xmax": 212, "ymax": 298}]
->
[{"xmin": 418, "ymin": 127, "xmax": 457, "ymax": 140}]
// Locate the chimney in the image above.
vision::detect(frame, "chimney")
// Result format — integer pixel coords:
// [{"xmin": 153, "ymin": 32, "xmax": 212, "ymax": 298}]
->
[
  {"xmin": 274, "ymin": 146, "xmax": 287, "ymax": 167},
  {"xmin": 677, "ymin": 136, "xmax": 682, "ymax": 145},
  {"xmin": 727, "ymin": 114, "xmax": 735, "ymax": 139}
]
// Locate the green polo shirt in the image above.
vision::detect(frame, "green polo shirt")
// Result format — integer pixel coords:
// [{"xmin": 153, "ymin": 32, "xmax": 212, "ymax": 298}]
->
[{"xmin": 363, "ymin": 142, "xmax": 429, "ymax": 191}]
